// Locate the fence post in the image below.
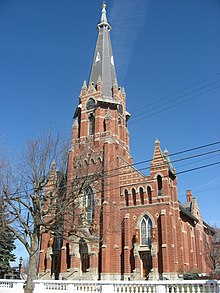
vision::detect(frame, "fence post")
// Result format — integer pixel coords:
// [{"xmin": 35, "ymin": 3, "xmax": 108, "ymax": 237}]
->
[
  {"xmin": 101, "ymin": 284, "xmax": 115, "ymax": 293},
  {"xmin": 68, "ymin": 283, "xmax": 76, "ymax": 292},
  {"xmin": 33, "ymin": 281, "xmax": 44, "ymax": 293},
  {"xmin": 12, "ymin": 281, "xmax": 24, "ymax": 293},
  {"xmin": 13, "ymin": 281, "xmax": 25, "ymax": 292},
  {"xmin": 157, "ymin": 284, "xmax": 166, "ymax": 293}
]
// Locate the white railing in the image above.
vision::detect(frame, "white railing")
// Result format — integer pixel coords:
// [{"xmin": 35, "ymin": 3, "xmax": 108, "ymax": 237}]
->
[
  {"xmin": 0, "ymin": 279, "xmax": 219, "ymax": 293},
  {"xmin": 0, "ymin": 279, "xmax": 24, "ymax": 293}
]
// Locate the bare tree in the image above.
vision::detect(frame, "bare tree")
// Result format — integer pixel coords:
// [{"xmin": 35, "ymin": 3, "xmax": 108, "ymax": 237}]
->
[
  {"xmin": 0, "ymin": 131, "xmax": 103, "ymax": 293},
  {"xmin": 204, "ymin": 228, "xmax": 220, "ymax": 279}
]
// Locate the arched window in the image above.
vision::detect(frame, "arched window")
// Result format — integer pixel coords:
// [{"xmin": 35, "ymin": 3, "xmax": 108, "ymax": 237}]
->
[
  {"xmin": 140, "ymin": 187, "xmax": 144, "ymax": 205},
  {"xmin": 125, "ymin": 189, "xmax": 129, "ymax": 206},
  {"xmin": 89, "ymin": 114, "xmax": 95, "ymax": 135},
  {"xmin": 83, "ymin": 187, "xmax": 94, "ymax": 224},
  {"xmin": 132, "ymin": 188, "xmax": 136, "ymax": 206},
  {"xmin": 147, "ymin": 186, "xmax": 152, "ymax": 204},
  {"xmin": 157, "ymin": 175, "xmax": 163, "ymax": 196},
  {"xmin": 140, "ymin": 215, "xmax": 152, "ymax": 246}
]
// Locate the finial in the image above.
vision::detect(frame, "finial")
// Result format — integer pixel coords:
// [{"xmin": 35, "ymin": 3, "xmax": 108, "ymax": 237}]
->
[
  {"xmin": 155, "ymin": 137, "xmax": 160, "ymax": 145},
  {"xmin": 101, "ymin": 1, "xmax": 108, "ymax": 23},
  {"xmin": 164, "ymin": 148, "xmax": 169, "ymax": 155},
  {"xmin": 98, "ymin": 0, "xmax": 111, "ymax": 30},
  {"xmin": 82, "ymin": 80, "xmax": 87, "ymax": 89}
]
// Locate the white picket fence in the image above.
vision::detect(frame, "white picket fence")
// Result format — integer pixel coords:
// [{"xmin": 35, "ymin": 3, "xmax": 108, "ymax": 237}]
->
[{"xmin": 0, "ymin": 279, "xmax": 219, "ymax": 293}]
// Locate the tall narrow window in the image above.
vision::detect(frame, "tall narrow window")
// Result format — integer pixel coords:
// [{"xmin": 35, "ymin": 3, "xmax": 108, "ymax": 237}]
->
[
  {"xmin": 78, "ymin": 112, "xmax": 81, "ymax": 139},
  {"xmin": 132, "ymin": 188, "xmax": 136, "ymax": 206},
  {"xmin": 147, "ymin": 186, "xmax": 152, "ymax": 204},
  {"xmin": 157, "ymin": 175, "xmax": 163, "ymax": 196},
  {"xmin": 66, "ymin": 243, "xmax": 71, "ymax": 269},
  {"xmin": 140, "ymin": 187, "xmax": 144, "ymax": 205},
  {"xmin": 83, "ymin": 187, "xmax": 94, "ymax": 224},
  {"xmin": 89, "ymin": 114, "xmax": 95, "ymax": 135},
  {"xmin": 103, "ymin": 119, "xmax": 106, "ymax": 132},
  {"xmin": 125, "ymin": 189, "xmax": 129, "ymax": 206},
  {"xmin": 140, "ymin": 215, "xmax": 152, "ymax": 246}
]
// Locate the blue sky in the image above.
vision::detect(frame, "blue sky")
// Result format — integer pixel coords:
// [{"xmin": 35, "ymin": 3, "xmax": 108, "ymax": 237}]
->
[{"xmin": 1, "ymin": 0, "xmax": 220, "ymax": 262}]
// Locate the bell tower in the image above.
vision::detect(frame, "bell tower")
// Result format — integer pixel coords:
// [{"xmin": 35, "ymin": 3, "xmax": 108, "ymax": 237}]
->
[
  {"xmin": 66, "ymin": 3, "xmax": 132, "ymax": 280},
  {"xmin": 72, "ymin": 3, "xmax": 131, "ymax": 152}
]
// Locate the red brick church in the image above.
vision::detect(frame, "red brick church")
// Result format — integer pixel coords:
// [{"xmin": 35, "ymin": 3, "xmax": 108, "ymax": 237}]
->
[{"xmin": 39, "ymin": 3, "xmax": 212, "ymax": 281}]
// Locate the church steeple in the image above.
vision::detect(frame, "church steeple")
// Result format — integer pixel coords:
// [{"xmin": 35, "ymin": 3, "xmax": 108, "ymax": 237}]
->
[{"xmin": 89, "ymin": 3, "xmax": 117, "ymax": 99}]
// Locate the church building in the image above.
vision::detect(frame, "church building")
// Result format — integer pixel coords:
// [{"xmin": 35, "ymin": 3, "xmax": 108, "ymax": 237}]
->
[{"xmin": 39, "ymin": 3, "xmax": 212, "ymax": 281}]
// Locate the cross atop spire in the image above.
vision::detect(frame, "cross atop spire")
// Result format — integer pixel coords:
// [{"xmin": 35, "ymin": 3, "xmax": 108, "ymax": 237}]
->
[{"xmin": 98, "ymin": 1, "xmax": 111, "ymax": 30}]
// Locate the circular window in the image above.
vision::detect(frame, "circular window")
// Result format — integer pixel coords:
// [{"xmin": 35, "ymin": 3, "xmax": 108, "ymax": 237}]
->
[{"xmin": 86, "ymin": 98, "xmax": 96, "ymax": 110}]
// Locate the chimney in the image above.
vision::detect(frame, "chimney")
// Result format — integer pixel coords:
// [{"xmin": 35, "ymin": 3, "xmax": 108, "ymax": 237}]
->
[{"xmin": 186, "ymin": 190, "xmax": 192, "ymax": 202}]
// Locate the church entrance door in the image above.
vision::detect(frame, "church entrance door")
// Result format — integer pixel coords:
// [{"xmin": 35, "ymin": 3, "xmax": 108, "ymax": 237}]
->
[
  {"xmin": 79, "ymin": 241, "xmax": 90, "ymax": 273},
  {"xmin": 140, "ymin": 252, "xmax": 152, "ymax": 279}
]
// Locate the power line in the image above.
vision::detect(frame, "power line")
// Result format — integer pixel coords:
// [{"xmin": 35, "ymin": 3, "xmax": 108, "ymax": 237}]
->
[
  {"xmin": 174, "ymin": 153, "xmax": 220, "ymax": 170},
  {"xmin": 4, "ymin": 146, "xmax": 220, "ymax": 198},
  {"xmin": 176, "ymin": 161, "xmax": 220, "ymax": 175},
  {"xmin": 99, "ymin": 161, "xmax": 220, "ymax": 193},
  {"xmin": 104, "ymin": 141, "xmax": 220, "ymax": 175},
  {"xmin": 131, "ymin": 72, "xmax": 220, "ymax": 115},
  {"xmin": 132, "ymin": 78, "xmax": 220, "ymax": 117},
  {"xmin": 179, "ymin": 185, "xmax": 220, "ymax": 197},
  {"xmin": 4, "ymin": 159, "xmax": 220, "ymax": 199},
  {"xmin": 129, "ymin": 84, "xmax": 220, "ymax": 125},
  {"xmin": 104, "ymin": 149, "xmax": 220, "ymax": 180}
]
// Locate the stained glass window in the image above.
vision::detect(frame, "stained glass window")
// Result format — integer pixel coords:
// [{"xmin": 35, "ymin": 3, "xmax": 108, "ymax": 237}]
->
[{"xmin": 140, "ymin": 215, "xmax": 152, "ymax": 246}]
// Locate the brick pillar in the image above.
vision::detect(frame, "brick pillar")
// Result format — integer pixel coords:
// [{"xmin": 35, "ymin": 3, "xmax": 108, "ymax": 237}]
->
[
  {"xmin": 39, "ymin": 233, "xmax": 50, "ymax": 273},
  {"xmin": 100, "ymin": 143, "xmax": 121, "ymax": 280},
  {"xmin": 101, "ymin": 200, "xmax": 109, "ymax": 275},
  {"xmin": 160, "ymin": 209, "xmax": 169, "ymax": 274},
  {"xmin": 38, "ymin": 251, "xmax": 45, "ymax": 273},
  {"xmin": 151, "ymin": 251, "xmax": 158, "ymax": 280},
  {"xmin": 151, "ymin": 228, "xmax": 158, "ymax": 280},
  {"xmin": 173, "ymin": 209, "xmax": 183, "ymax": 273},
  {"xmin": 46, "ymin": 249, "xmax": 53, "ymax": 273},
  {"xmin": 194, "ymin": 229, "xmax": 202, "ymax": 269},
  {"xmin": 90, "ymin": 252, "xmax": 98, "ymax": 269},
  {"xmin": 69, "ymin": 241, "xmax": 80, "ymax": 278},
  {"xmin": 60, "ymin": 245, "xmax": 67, "ymax": 273},
  {"xmin": 89, "ymin": 243, "xmax": 99, "ymax": 278},
  {"xmin": 71, "ymin": 254, "xmax": 80, "ymax": 271},
  {"xmin": 123, "ymin": 213, "xmax": 131, "ymax": 279},
  {"xmin": 168, "ymin": 212, "xmax": 175, "ymax": 274},
  {"xmin": 134, "ymin": 254, "xmax": 141, "ymax": 279}
]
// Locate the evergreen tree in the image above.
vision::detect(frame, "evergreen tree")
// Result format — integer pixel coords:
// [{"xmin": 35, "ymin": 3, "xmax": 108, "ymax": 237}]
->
[{"xmin": 0, "ymin": 199, "xmax": 16, "ymax": 275}]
